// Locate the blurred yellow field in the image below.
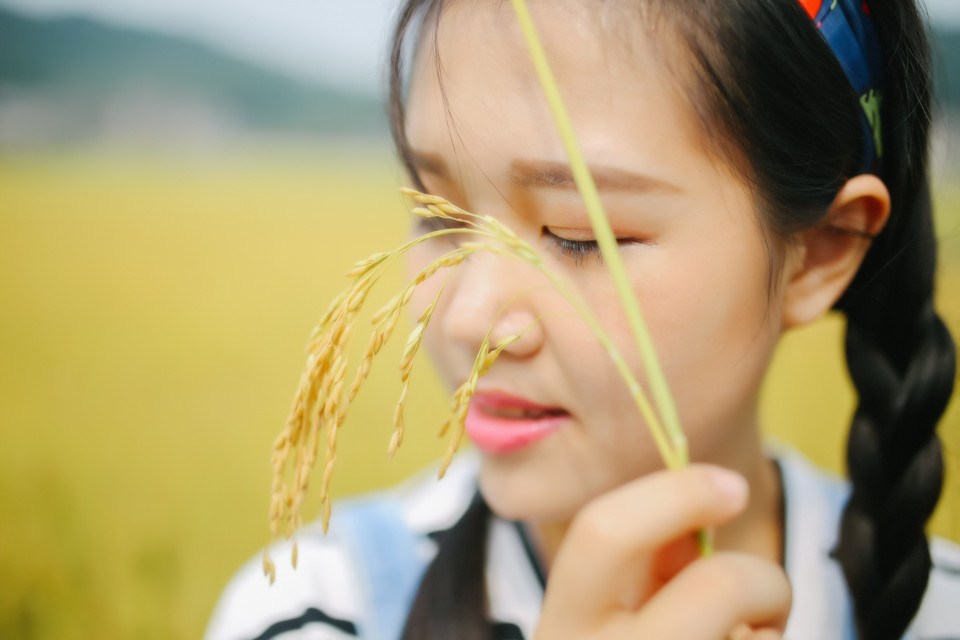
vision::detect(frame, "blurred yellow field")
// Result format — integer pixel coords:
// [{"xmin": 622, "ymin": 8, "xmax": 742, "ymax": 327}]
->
[{"xmin": 1, "ymin": 150, "xmax": 958, "ymax": 639}]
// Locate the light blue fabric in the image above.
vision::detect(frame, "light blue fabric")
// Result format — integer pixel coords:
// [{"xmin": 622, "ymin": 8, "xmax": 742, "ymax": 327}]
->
[
  {"xmin": 814, "ymin": 472, "xmax": 859, "ymax": 640},
  {"xmin": 335, "ymin": 499, "xmax": 429, "ymax": 640}
]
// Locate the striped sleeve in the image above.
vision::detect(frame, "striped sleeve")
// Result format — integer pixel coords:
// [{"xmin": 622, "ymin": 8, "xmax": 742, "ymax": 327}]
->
[
  {"xmin": 204, "ymin": 529, "xmax": 365, "ymax": 640},
  {"xmin": 205, "ymin": 455, "xmax": 482, "ymax": 640}
]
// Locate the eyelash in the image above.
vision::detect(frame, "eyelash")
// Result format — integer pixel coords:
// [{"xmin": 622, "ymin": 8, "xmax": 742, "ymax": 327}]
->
[
  {"xmin": 415, "ymin": 215, "xmax": 630, "ymax": 266},
  {"xmin": 549, "ymin": 233, "xmax": 603, "ymax": 265}
]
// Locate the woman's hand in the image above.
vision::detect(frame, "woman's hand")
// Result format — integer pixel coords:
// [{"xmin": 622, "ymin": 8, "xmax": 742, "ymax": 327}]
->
[{"xmin": 534, "ymin": 466, "xmax": 791, "ymax": 640}]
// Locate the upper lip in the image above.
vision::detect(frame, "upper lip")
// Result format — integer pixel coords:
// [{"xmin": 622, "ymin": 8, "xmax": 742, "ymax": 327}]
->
[{"xmin": 471, "ymin": 389, "xmax": 567, "ymax": 414}]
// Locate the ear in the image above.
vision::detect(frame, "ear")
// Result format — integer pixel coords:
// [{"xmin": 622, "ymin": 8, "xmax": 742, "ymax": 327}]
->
[{"xmin": 781, "ymin": 174, "xmax": 890, "ymax": 330}]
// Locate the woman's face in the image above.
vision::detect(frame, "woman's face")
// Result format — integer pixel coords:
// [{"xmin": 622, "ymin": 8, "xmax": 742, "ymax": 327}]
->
[{"xmin": 404, "ymin": 0, "xmax": 791, "ymax": 522}]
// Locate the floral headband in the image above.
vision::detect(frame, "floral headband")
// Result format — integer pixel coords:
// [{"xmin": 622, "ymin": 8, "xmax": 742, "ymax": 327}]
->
[{"xmin": 799, "ymin": 0, "xmax": 884, "ymax": 173}]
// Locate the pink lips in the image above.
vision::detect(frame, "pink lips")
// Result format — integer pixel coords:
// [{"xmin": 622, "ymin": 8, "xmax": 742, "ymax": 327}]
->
[{"xmin": 465, "ymin": 390, "xmax": 570, "ymax": 454}]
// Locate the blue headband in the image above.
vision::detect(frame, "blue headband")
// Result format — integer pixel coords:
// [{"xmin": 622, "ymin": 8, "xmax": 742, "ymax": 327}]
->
[{"xmin": 799, "ymin": 0, "xmax": 884, "ymax": 174}]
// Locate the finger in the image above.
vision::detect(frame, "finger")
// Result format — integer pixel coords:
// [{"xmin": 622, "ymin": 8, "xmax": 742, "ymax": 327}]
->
[
  {"xmin": 541, "ymin": 465, "xmax": 748, "ymax": 626},
  {"xmin": 649, "ymin": 532, "xmax": 702, "ymax": 591},
  {"xmin": 632, "ymin": 552, "xmax": 792, "ymax": 640},
  {"xmin": 730, "ymin": 627, "xmax": 782, "ymax": 640},
  {"xmin": 729, "ymin": 623, "xmax": 782, "ymax": 640}
]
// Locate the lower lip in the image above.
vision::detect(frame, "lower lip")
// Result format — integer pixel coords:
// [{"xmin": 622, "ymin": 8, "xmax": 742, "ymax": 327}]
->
[{"xmin": 464, "ymin": 403, "xmax": 569, "ymax": 454}]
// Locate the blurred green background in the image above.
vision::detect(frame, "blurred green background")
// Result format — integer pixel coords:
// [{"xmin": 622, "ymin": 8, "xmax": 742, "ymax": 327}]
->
[{"xmin": 1, "ymin": 4, "xmax": 959, "ymax": 639}]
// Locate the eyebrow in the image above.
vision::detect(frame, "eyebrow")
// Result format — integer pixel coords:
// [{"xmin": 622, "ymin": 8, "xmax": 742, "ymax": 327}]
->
[
  {"xmin": 409, "ymin": 150, "xmax": 679, "ymax": 194},
  {"xmin": 511, "ymin": 159, "xmax": 681, "ymax": 194}
]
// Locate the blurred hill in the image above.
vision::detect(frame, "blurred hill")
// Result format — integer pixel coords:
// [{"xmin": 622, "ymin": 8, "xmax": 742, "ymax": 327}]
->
[
  {"xmin": 0, "ymin": 6, "xmax": 387, "ymax": 148},
  {"xmin": 0, "ymin": 6, "xmax": 957, "ymax": 153}
]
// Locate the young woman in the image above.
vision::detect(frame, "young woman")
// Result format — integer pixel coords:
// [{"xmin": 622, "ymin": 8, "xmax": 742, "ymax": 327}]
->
[{"xmin": 206, "ymin": 1, "xmax": 960, "ymax": 638}]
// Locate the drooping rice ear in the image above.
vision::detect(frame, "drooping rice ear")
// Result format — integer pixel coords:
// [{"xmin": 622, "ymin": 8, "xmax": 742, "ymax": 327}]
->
[
  {"xmin": 269, "ymin": 182, "xmax": 682, "ymax": 578},
  {"xmin": 263, "ymin": 551, "xmax": 276, "ymax": 585},
  {"xmin": 389, "ymin": 382, "xmax": 408, "ymax": 458},
  {"xmin": 321, "ymin": 497, "xmax": 331, "ymax": 534},
  {"xmin": 438, "ymin": 338, "xmax": 488, "ymax": 478},
  {"xmin": 343, "ymin": 251, "xmax": 391, "ymax": 278}
]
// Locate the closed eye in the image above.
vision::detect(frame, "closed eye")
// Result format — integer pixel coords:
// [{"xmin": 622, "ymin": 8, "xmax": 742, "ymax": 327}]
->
[
  {"xmin": 551, "ymin": 235, "xmax": 602, "ymax": 265},
  {"xmin": 544, "ymin": 228, "xmax": 647, "ymax": 265}
]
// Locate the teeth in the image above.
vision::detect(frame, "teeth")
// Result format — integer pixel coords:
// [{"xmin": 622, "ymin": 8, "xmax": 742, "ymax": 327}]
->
[{"xmin": 488, "ymin": 407, "xmax": 550, "ymax": 419}]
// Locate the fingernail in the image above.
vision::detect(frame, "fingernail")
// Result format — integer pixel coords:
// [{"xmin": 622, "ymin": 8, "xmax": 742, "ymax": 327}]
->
[{"xmin": 709, "ymin": 468, "xmax": 748, "ymax": 505}]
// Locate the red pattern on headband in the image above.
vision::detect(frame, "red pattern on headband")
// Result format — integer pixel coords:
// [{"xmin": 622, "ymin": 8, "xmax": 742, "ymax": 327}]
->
[
  {"xmin": 796, "ymin": 0, "xmax": 884, "ymax": 172},
  {"xmin": 799, "ymin": 0, "xmax": 822, "ymax": 19}
]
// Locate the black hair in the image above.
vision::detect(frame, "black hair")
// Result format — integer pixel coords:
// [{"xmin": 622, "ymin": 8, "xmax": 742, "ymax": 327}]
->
[
  {"xmin": 402, "ymin": 492, "xmax": 493, "ymax": 640},
  {"xmin": 387, "ymin": 1, "xmax": 956, "ymax": 639}
]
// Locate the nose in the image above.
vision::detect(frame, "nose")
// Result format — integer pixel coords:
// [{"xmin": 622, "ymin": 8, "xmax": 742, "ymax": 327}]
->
[{"xmin": 440, "ymin": 247, "xmax": 545, "ymax": 360}]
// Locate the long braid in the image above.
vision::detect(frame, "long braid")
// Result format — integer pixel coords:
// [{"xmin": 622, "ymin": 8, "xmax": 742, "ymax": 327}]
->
[
  {"xmin": 838, "ymin": 209, "xmax": 955, "ymax": 638},
  {"xmin": 833, "ymin": 4, "xmax": 957, "ymax": 638}
]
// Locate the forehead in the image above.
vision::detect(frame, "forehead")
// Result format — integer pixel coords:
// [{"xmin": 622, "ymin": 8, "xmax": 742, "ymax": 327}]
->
[{"xmin": 404, "ymin": 0, "xmax": 715, "ymax": 192}]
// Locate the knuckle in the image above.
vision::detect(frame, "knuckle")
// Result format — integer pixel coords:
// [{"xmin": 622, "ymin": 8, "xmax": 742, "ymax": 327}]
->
[
  {"xmin": 743, "ymin": 555, "xmax": 792, "ymax": 609},
  {"xmin": 693, "ymin": 552, "xmax": 793, "ymax": 612},
  {"xmin": 773, "ymin": 566, "xmax": 793, "ymax": 610}
]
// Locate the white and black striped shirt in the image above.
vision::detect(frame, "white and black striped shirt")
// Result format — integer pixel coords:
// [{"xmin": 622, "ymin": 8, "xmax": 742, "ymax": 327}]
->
[{"xmin": 206, "ymin": 448, "xmax": 960, "ymax": 640}]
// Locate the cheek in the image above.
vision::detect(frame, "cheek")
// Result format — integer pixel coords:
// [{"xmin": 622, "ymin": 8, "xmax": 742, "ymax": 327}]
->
[
  {"xmin": 568, "ymin": 216, "xmax": 778, "ymax": 449},
  {"xmin": 540, "ymin": 295, "xmax": 666, "ymax": 471},
  {"xmin": 643, "ymin": 227, "xmax": 778, "ymax": 443}
]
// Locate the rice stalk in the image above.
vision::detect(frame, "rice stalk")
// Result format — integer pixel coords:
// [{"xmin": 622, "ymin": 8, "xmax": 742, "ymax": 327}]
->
[
  {"xmin": 388, "ymin": 280, "xmax": 448, "ymax": 458},
  {"xmin": 509, "ymin": 0, "xmax": 704, "ymax": 552},
  {"xmin": 266, "ymin": 216, "xmax": 501, "ymax": 548},
  {"xmin": 509, "ymin": 0, "xmax": 686, "ymax": 465},
  {"xmin": 266, "ymin": 175, "xmax": 691, "ymax": 572},
  {"xmin": 436, "ymin": 322, "xmax": 542, "ymax": 478}
]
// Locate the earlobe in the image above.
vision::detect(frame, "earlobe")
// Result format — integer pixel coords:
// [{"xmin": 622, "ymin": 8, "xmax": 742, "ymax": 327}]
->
[{"xmin": 780, "ymin": 174, "xmax": 891, "ymax": 330}]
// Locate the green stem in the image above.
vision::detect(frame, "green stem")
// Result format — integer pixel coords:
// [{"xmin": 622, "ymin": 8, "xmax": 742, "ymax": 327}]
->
[
  {"xmin": 510, "ymin": 0, "xmax": 709, "ymax": 554},
  {"xmin": 537, "ymin": 268, "xmax": 682, "ymax": 470},
  {"xmin": 510, "ymin": 0, "xmax": 687, "ymax": 466}
]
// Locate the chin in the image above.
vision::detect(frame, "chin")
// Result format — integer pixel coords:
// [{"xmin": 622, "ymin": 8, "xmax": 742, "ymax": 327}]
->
[{"xmin": 476, "ymin": 456, "xmax": 592, "ymax": 523}]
